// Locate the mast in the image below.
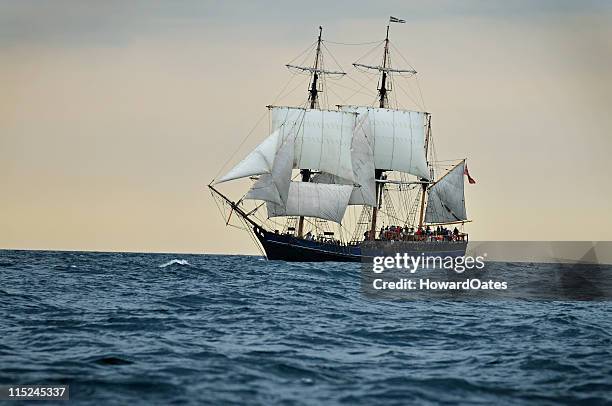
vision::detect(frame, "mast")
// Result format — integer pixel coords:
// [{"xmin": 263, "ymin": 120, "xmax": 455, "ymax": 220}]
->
[
  {"xmin": 297, "ymin": 26, "xmax": 323, "ymax": 237},
  {"xmin": 369, "ymin": 25, "xmax": 391, "ymax": 240},
  {"xmin": 308, "ymin": 26, "xmax": 323, "ymax": 109},
  {"xmin": 418, "ymin": 114, "xmax": 432, "ymax": 228},
  {"xmin": 379, "ymin": 25, "xmax": 390, "ymax": 108}
]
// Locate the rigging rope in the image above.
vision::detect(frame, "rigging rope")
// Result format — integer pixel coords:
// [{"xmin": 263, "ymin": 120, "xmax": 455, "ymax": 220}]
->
[
  {"xmin": 388, "ymin": 40, "xmax": 418, "ymax": 72},
  {"xmin": 286, "ymin": 40, "xmax": 318, "ymax": 65},
  {"xmin": 324, "ymin": 39, "xmax": 384, "ymax": 46},
  {"xmin": 211, "ymin": 110, "xmax": 269, "ymax": 182},
  {"xmin": 394, "ymin": 79, "xmax": 425, "ymax": 111},
  {"xmin": 353, "ymin": 40, "xmax": 386, "ymax": 65},
  {"xmin": 321, "ymin": 42, "xmax": 347, "ymax": 78}
]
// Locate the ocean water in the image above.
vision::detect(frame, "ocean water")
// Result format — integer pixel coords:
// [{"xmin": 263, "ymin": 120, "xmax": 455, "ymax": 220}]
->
[{"xmin": 1, "ymin": 250, "xmax": 611, "ymax": 405}]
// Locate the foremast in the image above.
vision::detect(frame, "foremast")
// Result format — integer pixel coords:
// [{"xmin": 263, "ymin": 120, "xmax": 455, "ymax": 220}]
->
[{"xmin": 297, "ymin": 26, "xmax": 323, "ymax": 237}]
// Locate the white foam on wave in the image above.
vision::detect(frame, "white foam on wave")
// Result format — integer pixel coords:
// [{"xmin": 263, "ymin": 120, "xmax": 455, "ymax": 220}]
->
[{"xmin": 159, "ymin": 259, "xmax": 191, "ymax": 268}]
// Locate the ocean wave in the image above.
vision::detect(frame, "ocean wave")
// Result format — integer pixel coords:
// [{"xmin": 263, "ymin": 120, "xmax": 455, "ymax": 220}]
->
[{"xmin": 159, "ymin": 259, "xmax": 191, "ymax": 268}]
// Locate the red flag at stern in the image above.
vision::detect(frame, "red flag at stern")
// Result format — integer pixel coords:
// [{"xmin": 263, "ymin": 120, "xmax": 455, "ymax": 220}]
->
[{"xmin": 464, "ymin": 164, "xmax": 476, "ymax": 184}]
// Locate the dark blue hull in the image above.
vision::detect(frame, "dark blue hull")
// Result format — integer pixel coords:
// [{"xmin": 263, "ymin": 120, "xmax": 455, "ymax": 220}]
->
[
  {"xmin": 253, "ymin": 228, "xmax": 361, "ymax": 261},
  {"xmin": 253, "ymin": 228, "xmax": 467, "ymax": 262}
]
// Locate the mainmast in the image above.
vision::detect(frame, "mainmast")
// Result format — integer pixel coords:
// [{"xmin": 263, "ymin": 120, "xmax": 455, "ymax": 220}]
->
[
  {"xmin": 308, "ymin": 26, "xmax": 323, "ymax": 109},
  {"xmin": 353, "ymin": 21, "xmax": 424, "ymax": 239},
  {"xmin": 297, "ymin": 26, "xmax": 323, "ymax": 237},
  {"xmin": 369, "ymin": 25, "xmax": 391, "ymax": 240},
  {"xmin": 378, "ymin": 25, "xmax": 390, "ymax": 108}
]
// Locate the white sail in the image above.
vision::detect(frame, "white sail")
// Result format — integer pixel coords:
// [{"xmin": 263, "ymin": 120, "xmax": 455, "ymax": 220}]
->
[
  {"xmin": 267, "ymin": 182, "xmax": 353, "ymax": 224},
  {"xmin": 215, "ymin": 129, "xmax": 280, "ymax": 184},
  {"xmin": 271, "ymin": 107, "xmax": 356, "ymax": 182},
  {"xmin": 340, "ymin": 106, "xmax": 429, "ymax": 180},
  {"xmin": 244, "ymin": 134, "xmax": 294, "ymax": 205},
  {"xmin": 425, "ymin": 161, "xmax": 467, "ymax": 223},
  {"xmin": 311, "ymin": 113, "xmax": 376, "ymax": 206},
  {"xmin": 348, "ymin": 113, "xmax": 376, "ymax": 206},
  {"xmin": 245, "ymin": 176, "xmax": 282, "ymax": 205}
]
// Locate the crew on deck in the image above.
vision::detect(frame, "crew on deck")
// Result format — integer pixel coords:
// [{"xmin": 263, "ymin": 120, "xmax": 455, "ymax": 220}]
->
[
  {"xmin": 373, "ymin": 224, "xmax": 467, "ymax": 242},
  {"xmin": 298, "ymin": 224, "xmax": 466, "ymax": 244}
]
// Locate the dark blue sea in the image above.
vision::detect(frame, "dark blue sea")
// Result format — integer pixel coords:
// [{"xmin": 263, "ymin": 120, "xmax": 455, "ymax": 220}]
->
[{"xmin": 1, "ymin": 250, "xmax": 611, "ymax": 405}]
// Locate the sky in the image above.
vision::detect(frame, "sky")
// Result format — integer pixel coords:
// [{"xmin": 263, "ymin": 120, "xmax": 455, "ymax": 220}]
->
[{"xmin": 1, "ymin": 0, "xmax": 611, "ymax": 254}]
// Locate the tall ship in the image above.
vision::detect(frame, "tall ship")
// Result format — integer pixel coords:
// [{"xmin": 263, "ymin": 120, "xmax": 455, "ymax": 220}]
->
[{"xmin": 209, "ymin": 19, "xmax": 476, "ymax": 262}]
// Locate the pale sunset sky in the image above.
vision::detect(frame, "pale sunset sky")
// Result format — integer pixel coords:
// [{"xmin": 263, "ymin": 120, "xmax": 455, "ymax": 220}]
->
[{"xmin": 1, "ymin": 1, "xmax": 611, "ymax": 254}]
